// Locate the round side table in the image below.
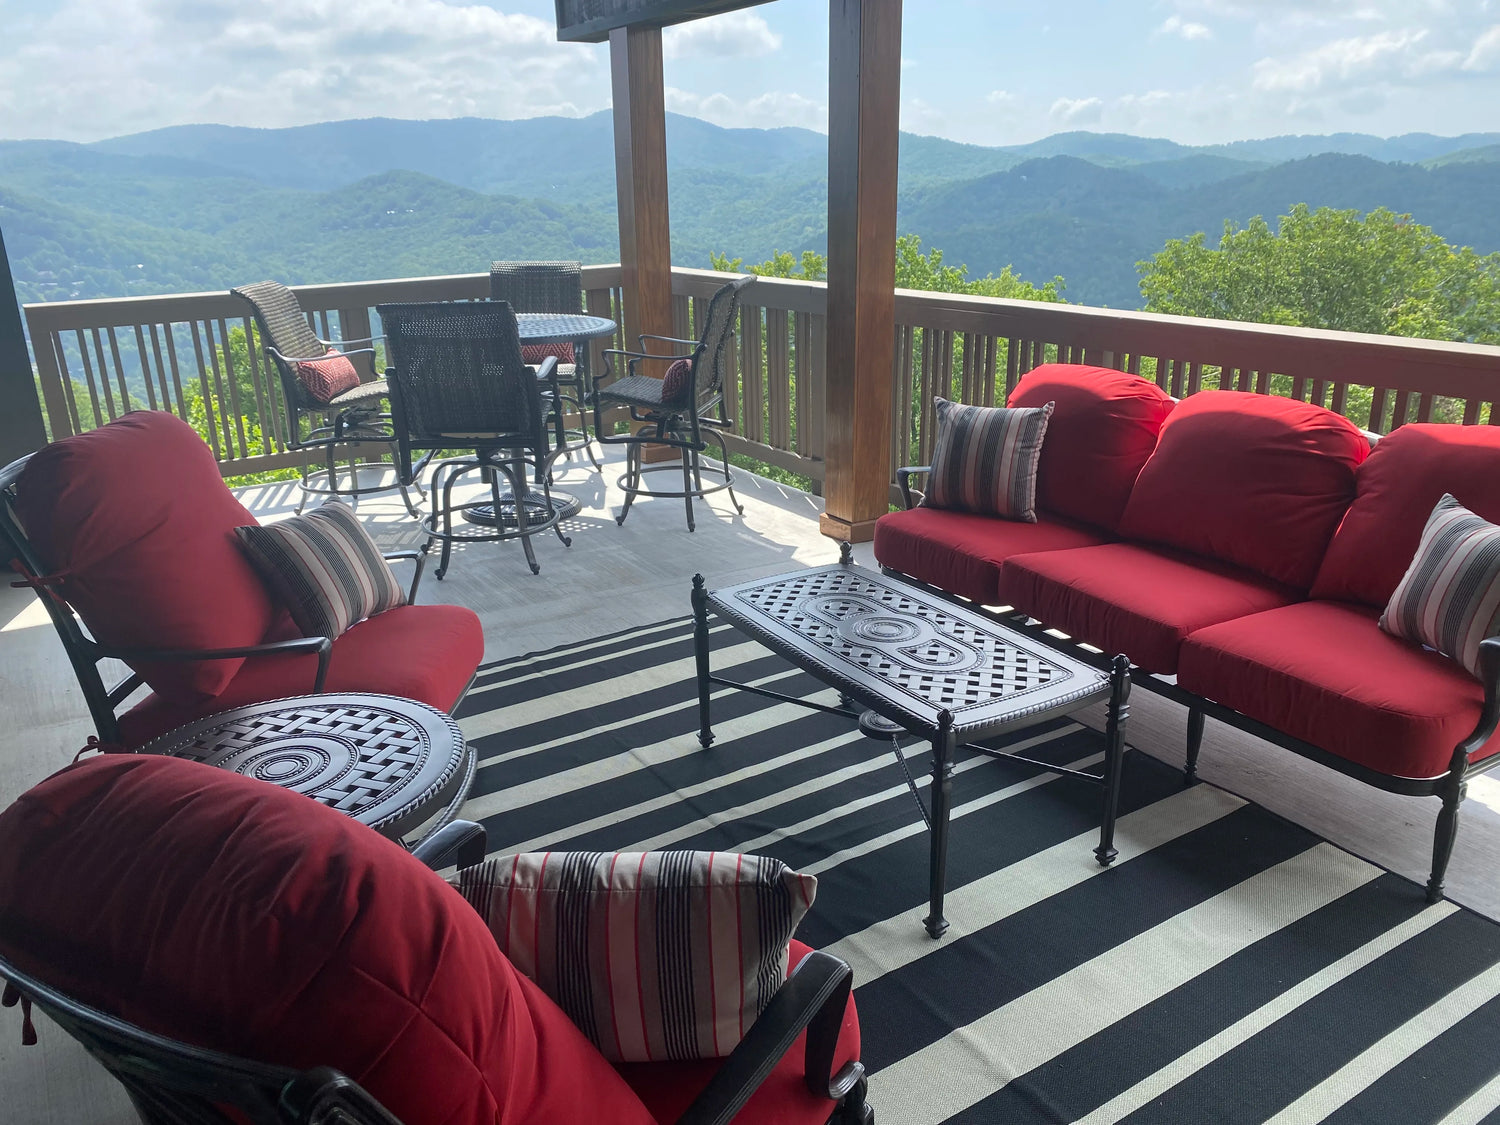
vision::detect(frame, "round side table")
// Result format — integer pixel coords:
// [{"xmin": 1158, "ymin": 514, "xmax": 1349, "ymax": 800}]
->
[{"xmin": 140, "ymin": 693, "xmax": 476, "ymax": 845}]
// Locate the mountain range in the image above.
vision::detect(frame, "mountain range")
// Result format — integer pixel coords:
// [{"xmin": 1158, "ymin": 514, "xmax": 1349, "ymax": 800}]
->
[{"xmin": 2, "ymin": 112, "xmax": 1498, "ymax": 309}]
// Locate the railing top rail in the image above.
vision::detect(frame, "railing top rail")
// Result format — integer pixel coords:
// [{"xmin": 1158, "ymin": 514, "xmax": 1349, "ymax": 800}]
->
[{"xmin": 23, "ymin": 266, "xmax": 626, "ymax": 331}]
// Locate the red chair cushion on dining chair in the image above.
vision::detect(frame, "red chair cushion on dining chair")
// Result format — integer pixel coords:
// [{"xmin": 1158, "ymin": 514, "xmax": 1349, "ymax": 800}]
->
[
  {"xmin": 522, "ymin": 342, "xmax": 575, "ymax": 365},
  {"xmin": 614, "ymin": 941, "xmax": 862, "ymax": 1125},
  {"xmin": 13, "ymin": 411, "xmax": 278, "ymax": 703},
  {"xmin": 0, "ymin": 754, "xmax": 656, "ymax": 1125}
]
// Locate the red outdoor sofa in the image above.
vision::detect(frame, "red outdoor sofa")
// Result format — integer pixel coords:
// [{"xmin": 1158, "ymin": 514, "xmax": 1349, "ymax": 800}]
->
[{"xmin": 875, "ymin": 363, "xmax": 1500, "ymax": 903}]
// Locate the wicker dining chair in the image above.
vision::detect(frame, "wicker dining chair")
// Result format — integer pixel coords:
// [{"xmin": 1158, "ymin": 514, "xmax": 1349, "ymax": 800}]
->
[
  {"xmin": 592, "ymin": 275, "xmax": 753, "ymax": 532},
  {"xmin": 378, "ymin": 300, "xmax": 572, "ymax": 577},
  {"xmin": 489, "ymin": 260, "xmax": 601, "ymax": 471},
  {"xmin": 231, "ymin": 281, "xmax": 422, "ymax": 517}
]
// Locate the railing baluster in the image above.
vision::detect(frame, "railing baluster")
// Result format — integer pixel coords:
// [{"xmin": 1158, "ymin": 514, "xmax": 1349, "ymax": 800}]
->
[
  {"xmin": 740, "ymin": 305, "xmax": 764, "ymax": 444},
  {"xmin": 766, "ymin": 308, "xmax": 790, "ymax": 451},
  {"xmin": 75, "ymin": 329, "xmax": 108, "ymax": 426},
  {"xmin": 217, "ymin": 317, "xmax": 249, "ymax": 459},
  {"xmin": 1463, "ymin": 398, "xmax": 1482, "ymax": 426},
  {"xmin": 188, "ymin": 320, "xmax": 222, "ymax": 462},
  {"xmin": 133, "ymin": 325, "xmax": 158, "ymax": 411},
  {"xmin": 105, "ymin": 327, "xmax": 133, "ymax": 414}
]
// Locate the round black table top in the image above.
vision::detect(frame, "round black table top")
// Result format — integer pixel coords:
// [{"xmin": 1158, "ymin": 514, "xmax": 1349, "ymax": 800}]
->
[
  {"xmin": 515, "ymin": 312, "xmax": 616, "ymax": 344},
  {"xmin": 140, "ymin": 693, "xmax": 473, "ymax": 842}
]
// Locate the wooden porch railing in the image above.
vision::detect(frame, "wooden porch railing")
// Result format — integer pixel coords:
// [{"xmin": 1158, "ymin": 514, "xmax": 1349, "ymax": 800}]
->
[{"xmin": 25, "ymin": 264, "xmax": 1500, "ymax": 498}]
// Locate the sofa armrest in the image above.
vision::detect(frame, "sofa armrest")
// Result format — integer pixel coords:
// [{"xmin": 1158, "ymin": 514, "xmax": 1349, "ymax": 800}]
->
[
  {"xmin": 90, "ymin": 636, "xmax": 335, "ymax": 694},
  {"xmin": 673, "ymin": 950, "xmax": 863, "ymax": 1125},
  {"xmin": 382, "ymin": 550, "xmax": 427, "ymax": 604},
  {"xmin": 896, "ymin": 466, "xmax": 931, "ymax": 511},
  {"xmin": 1460, "ymin": 638, "xmax": 1500, "ymax": 758},
  {"xmin": 412, "ymin": 820, "xmax": 487, "ymax": 870}
]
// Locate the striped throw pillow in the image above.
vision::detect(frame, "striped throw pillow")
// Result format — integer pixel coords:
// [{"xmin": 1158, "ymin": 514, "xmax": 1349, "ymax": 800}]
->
[
  {"xmin": 922, "ymin": 397, "xmax": 1054, "ymax": 521},
  {"xmin": 450, "ymin": 851, "xmax": 816, "ymax": 1063},
  {"xmin": 235, "ymin": 502, "xmax": 406, "ymax": 639},
  {"xmin": 1381, "ymin": 493, "xmax": 1500, "ymax": 678}
]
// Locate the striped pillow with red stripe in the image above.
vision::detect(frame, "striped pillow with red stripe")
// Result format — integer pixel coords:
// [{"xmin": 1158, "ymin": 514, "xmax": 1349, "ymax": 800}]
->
[
  {"xmin": 234, "ymin": 502, "xmax": 406, "ymax": 639},
  {"xmin": 450, "ymin": 851, "xmax": 816, "ymax": 1062},
  {"xmin": 922, "ymin": 397, "xmax": 1054, "ymax": 520},
  {"xmin": 1381, "ymin": 493, "xmax": 1500, "ymax": 678}
]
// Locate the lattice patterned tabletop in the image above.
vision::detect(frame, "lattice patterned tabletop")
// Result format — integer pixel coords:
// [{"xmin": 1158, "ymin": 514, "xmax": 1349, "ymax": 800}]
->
[
  {"xmin": 708, "ymin": 563, "xmax": 1111, "ymax": 738},
  {"xmin": 515, "ymin": 312, "xmax": 617, "ymax": 345},
  {"xmin": 141, "ymin": 693, "xmax": 472, "ymax": 841}
]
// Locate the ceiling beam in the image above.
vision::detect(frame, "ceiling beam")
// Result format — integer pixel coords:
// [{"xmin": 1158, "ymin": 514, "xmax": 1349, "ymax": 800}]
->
[{"xmin": 557, "ymin": 0, "xmax": 774, "ymax": 43}]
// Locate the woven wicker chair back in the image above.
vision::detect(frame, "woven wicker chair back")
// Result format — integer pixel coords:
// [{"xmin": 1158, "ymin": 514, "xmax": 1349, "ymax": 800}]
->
[
  {"xmin": 488, "ymin": 261, "xmax": 583, "ymax": 315},
  {"xmin": 691, "ymin": 275, "xmax": 755, "ymax": 402},
  {"xmin": 231, "ymin": 281, "xmax": 332, "ymax": 412},
  {"xmin": 377, "ymin": 301, "xmax": 546, "ymax": 447}
]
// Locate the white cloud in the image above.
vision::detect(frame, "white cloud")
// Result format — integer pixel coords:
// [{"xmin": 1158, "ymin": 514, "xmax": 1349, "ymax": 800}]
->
[
  {"xmin": 1251, "ymin": 27, "xmax": 1452, "ymax": 91},
  {"xmin": 0, "ymin": 0, "xmax": 608, "ymax": 140},
  {"xmin": 662, "ymin": 10, "xmax": 781, "ymax": 60},
  {"xmin": 1049, "ymin": 96, "xmax": 1104, "ymax": 126},
  {"xmin": 1157, "ymin": 15, "xmax": 1214, "ymax": 39},
  {"xmin": 664, "ymin": 87, "xmax": 826, "ymax": 132},
  {"xmin": 1466, "ymin": 24, "xmax": 1500, "ymax": 70}
]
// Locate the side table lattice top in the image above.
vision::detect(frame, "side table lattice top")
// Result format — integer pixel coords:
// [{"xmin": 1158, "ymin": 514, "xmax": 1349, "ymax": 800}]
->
[{"xmin": 140, "ymin": 694, "xmax": 470, "ymax": 840}]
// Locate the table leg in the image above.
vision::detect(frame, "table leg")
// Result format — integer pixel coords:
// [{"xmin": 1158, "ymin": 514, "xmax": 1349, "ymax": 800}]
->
[
  {"xmin": 925, "ymin": 710, "xmax": 955, "ymax": 939},
  {"xmin": 692, "ymin": 575, "xmax": 715, "ymax": 748},
  {"xmin": 1095, "ymin": 654, "xmax": 1132, "ymax": 866}
]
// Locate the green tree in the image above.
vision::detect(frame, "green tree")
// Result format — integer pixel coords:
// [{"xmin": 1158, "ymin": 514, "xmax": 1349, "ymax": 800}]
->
[{"xmin": 1138, "ymin": 205, "xmax": 1500, "ymax": 343}]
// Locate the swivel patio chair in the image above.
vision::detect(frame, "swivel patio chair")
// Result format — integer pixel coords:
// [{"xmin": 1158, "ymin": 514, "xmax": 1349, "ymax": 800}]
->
[
  {"xmin": 593, "ymin": 275, "xmax": 754, "ymax": 532},
  {"xmin": 232, "ymin": 280, "xmax": 423, "ymax": 517},
  {"xmin": 0, "ymin": 755, "xmax": 871, "ymax": 1125},
  {"xmin": 378, "ymin": 300, "xmax": 572, "ymax": 578},
  {"xmin": 490, "ymin": 260, "xmax": 602, "ymax": 470}
]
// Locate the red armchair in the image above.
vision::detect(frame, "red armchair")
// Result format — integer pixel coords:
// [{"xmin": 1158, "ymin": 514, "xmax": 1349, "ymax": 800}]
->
[
  {"xmin": 0, "ymin": 755, "xmax": 869, "ymax": 1125},
  {"xmin": 0, "ymin": 411, "xmax": 483, "ymax": 748}
]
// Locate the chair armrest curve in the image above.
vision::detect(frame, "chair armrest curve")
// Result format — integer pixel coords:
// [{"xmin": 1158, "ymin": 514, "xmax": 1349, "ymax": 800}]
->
[
  {"xmin": 90, "ymin": 636, "xmax": 335, "ymax": 694},
  {"xmin": 412, "ymin": 820, "xmax": 487, "ymax": 870},
  {"xmin": 895, "ymin": 466, "xmax": 931, "ymax": 510}
]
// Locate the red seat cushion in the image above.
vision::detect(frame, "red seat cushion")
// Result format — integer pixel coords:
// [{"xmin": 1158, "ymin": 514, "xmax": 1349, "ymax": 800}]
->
[
  {"xmin": 1117, "ymin": 391, "xmax": 1369, "ymax": 591},
  {"xmin": 1179, "ymin": 600, "xmax": 1500, "ymax": 778},
  {"xmin": 14, "ymin": 411, "xmax": 277, "ymax": 703},
  {"xmin": 873, "ymin": 506, "xmax": 1111, "ymax": 606},
  {"xmin": 1312, "ymin": 423, "xmax": 1500, "ymax": 609},
  {"xmin": 1007, "ymin": 363, "xmax": 1175, "ymax": 532},
  {"xmin": 614, "ymin": 941, "xmax": 861, "ymax": 1125},
  {"xmin": 118, "ymin": 603, "xmax": 483, "ymax": 747},
  {"xmin": 999, "ymin": 542, "xmax": 1298, "ymax": 674},
  {"xmin": 0, "ymin": 755, "xmax": 655, "ymax": 1125}
]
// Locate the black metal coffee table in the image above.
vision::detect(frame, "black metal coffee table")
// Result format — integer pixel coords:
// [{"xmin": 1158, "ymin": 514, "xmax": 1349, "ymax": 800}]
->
[
  {"xmin": 141, "ymin": 693, "xmax": 476, "ymax": 848},
  {"xmin": 691, "ymin": 547, "xmax": 1130, "ymax": 938}
]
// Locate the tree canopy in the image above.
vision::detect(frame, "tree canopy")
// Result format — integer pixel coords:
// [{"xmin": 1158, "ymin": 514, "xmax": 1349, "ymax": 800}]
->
[{"xmin": 1137, "ymin": 204, "xmax": 1500, "ymax": 344}]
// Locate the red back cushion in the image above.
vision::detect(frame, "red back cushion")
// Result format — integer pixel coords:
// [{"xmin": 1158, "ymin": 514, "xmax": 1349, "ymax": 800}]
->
[
  {"xmin": 521, "ymin": 342, "xmax": 575, "ymax": 365},
  {"xmin": 0, "ymin": 755, "xmax": 654, "ymax": 1125},
  {"xmin": 1313, "ymin": 424, "xmax": 1500, "ymax": 609},
  {"xmin": 1118, "ymin": 391, "xmax": 1369, "ymax": 590},
  {"xmin": 662, "ymin": 358, "xmax": 694, "ymax": 404},
  {"xmin": 14, "ymin": 412, "xmax": 276, "ymax": 702},
  {"xmin": 1008, "ymin": 363, "xmax": 1175, "ymax": 531},
  {"xmin": 295, "ymin": 349, "xmax": 362, "ymax": 404}
]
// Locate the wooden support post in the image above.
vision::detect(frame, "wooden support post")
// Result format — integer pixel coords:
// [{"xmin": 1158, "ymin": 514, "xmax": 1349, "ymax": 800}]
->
[
  {"xmin": 820, "ymin": 0, "xmax": 902, "ymax": 543},
  {"xmin": 0, "ymin": 225, "xmax": 47, "ymax": 464},
  {"xmin": 611, "ymin": 24, "xmax": 677, "ymax": 460}
]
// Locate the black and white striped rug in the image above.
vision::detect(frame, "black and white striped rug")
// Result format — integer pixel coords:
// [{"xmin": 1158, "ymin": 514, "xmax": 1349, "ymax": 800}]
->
[{"xmin": 454, "ymin": 617, "xmax": 1500, "ymax": 1124}]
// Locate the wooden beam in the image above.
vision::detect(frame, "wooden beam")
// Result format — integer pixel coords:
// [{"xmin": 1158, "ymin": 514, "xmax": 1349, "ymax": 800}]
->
[
  {"xmin": 557, "ymin": 0, "xmax": 774, "ymax": 43},
  {"xmin": 0, "ymin": 226, "xmax": 46, "ymax": 464},
  {"xmin": 820, "ymin": 0, "xmax": 902, "ymax": 543},
  {"xmin": 611, "ymin": 24, "xmax": 674, "ymax": 353}
]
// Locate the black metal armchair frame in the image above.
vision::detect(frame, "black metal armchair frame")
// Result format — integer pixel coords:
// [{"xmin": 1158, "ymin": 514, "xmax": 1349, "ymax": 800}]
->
[
  {"xmin": 377, "ymin": 300, "xmax": 573, "ymax": 578},
  {"xmin": 232, "ymin": 281, "xmax": 424, "ymax": 518},
  {"xmin": 489, "ymin": 260, "xmax": 603, "ymax": 472},
  {"xmin": 890, "ymin": 463, "xmax": 1500, "ymax": 905},
  {"xmin": 592, "ymin": 275, "xmax": 754, "ymax": 532},
  {"xmin": 0, "ymin": 453, "xmax": 427, "ymax": 747},
  {"xmin": 0, "ymin": 820, "xmax": 871, "ymax": 1125}
]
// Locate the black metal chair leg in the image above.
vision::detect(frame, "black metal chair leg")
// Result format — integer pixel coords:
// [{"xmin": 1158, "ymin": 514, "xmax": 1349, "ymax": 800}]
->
[
  {"xmin": 540, "ymin": 456, "xmax": 573, "ymax": 549},
  {"xmin": 1428, "ymin": 765, "xmax": 1468, "ymax": 904},
  {"xmin": 1185, "ymin": 706, "xmax": 1204, "ymax": 786},
  {"xmin": 496, "ymin": 462, "xmax": 540, "ymax": 575},
  {"xmin": 436, "ymin": 464, "xmax": 460, "ymax": 580},
  {"xmin": 617, "ymin": 443, "xmax": 640, "ymax": 527},
  {"xmin": 711, "ymin": 429, "xmax": 745, "ymax": 515},
  {"xmin": 399, "ymin": 481, "xmax": 423, "ymax": 521},
  {"xmin": 681, "ymin": 448, "xmax": 697, "ymax": 532}
]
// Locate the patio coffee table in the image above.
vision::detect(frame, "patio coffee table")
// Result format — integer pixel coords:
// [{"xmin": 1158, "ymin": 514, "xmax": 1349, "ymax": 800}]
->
[
  {"xmin": 691, "ymin": 546, "xmax": 1130, "ymax": 938},
  {"xmin": 141, "ymin": 692, "xmax": 476, "ymax": 850}
]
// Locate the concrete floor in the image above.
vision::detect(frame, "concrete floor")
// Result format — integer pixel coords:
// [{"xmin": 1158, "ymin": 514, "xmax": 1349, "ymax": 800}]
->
[{"xmin": 4, "ymin": 445, "xmax": 1500, "ymax": 1123}]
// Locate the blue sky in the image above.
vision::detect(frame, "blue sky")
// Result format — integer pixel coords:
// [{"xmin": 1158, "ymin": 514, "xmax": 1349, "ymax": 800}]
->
[{"xmin": 0, "ymin": 0, "xmax": 1497, "ymax": 144}]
